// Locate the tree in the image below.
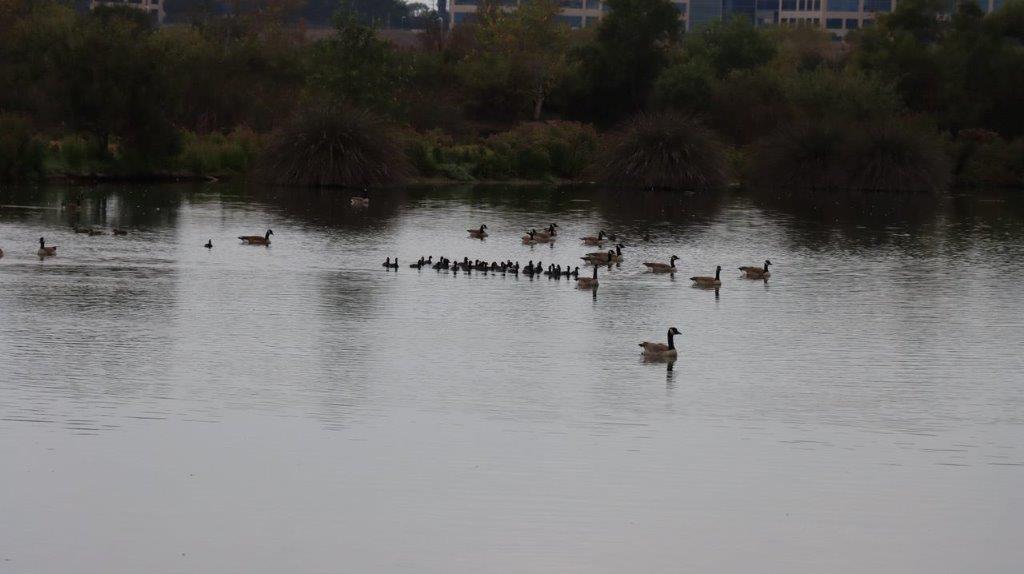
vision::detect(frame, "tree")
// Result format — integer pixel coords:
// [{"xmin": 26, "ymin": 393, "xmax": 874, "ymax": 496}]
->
[
  {"xmin": 574, "ymin": 0, "xmax": 681, "ymax": 124},
  {"xmin": 464, "ymin": 0, "xmax": 570, "ymax": 121}
]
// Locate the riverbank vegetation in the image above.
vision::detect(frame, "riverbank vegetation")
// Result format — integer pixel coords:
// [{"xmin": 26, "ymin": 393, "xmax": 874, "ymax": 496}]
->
[{"xmin": 0, "ymin": 0, "xmax": 1022, "ymax": 190}]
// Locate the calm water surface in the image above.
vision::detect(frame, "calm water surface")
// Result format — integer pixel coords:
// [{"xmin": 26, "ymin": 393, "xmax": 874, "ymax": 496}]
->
[{"xmin": 1, "ymin": 184, "xmax": 1022, "ymax": 573}]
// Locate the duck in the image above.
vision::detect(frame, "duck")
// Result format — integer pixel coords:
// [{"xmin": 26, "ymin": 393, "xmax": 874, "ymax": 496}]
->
[
  {"xmin": 583, "ymin": 244, "xmax": 624, "ymax": 264},
  {"xmin": 239, "ymin": 229, "xmax": 273, "ymax": 245},
  {"xmin": 739, "ymin": 259, "xmax": 772, "ymax": 279},
  {"xmin": 350, "ymin": 189, "xmax": 370, "ymax": 207},
  {"xmin": 690, "ymin": 266, "xmax": 722, "ymax": 287},
  {"xmin": 37, "ymin": 237, "xmax": 57, "ymax": 257},
  {"xmin": 639, "ymin": 327, "xmax": 682, "ymax": 357},
  {"xmin": 644, "ymin": 255, "xmax": 680, "ymax": 273},
  {"xmin": 580, "ymin": 230, "xmax": 606, "ymax": 245},
  {"xmin": 204, "ymin": 239, "xmax": 213, "ymax": 249},
  {"xmin": 112, "ymin": 228, "xmax": 128, "ymax": 236},
  {"xmin": 577, "ymin": 265, "xmax": 599, "ymax": 289},
  {"xmin": 467, "ymin": 224, "xmax": 488, "ymax": 238}
]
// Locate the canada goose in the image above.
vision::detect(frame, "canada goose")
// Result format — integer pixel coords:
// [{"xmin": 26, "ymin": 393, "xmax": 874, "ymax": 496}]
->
[
  {"xmin": 239, "ymin": 229, "xmax": 273, "ymax": 245},
  {"xmin": 73, "ymin": 226, "xmax": 91, "ymax": 234},
  {"xmin": 533, "ymin": 224, "xmax": 558, "ymax": 241},
  {"xmin": 690, "ymin": 266, "xmax": 722, "ymax": 287},
  {"xmin": 467, "ymin": 224, "xmax": 488, "ymax": 238},
  {"xmin": 522, "ymin": 230, "xmax": 538, "ymax": 244},
  {"xmin": 410, "ymin": 257, "xmax": 426, "ymax": 269},
  {"xmin": 580, "ymin": 230, "xmax": 606, "ymax": 245},
  {"xmin": 0, "ymin": 247, "xmax": 4, "ymax": 258},
  {"xmin": 577, "ymin": 265, "xmax": 599, "ymax": 288},
  {"xmin": 644, "ymin": 255, "xmax": 680, "ymax": 273},
  {"xmin": 87, "ymin": 229, "xmax": 105, "ymax": 236},
  {"xmin": 583, "ymin": 244, "xmax": 624, "ymax": 264},
  {"xmin": 37, "ymin": 237, "xmax": 57, "ymax": 257},
  {"xmin": 739, "ymin": 259, "xmax": 772, "ymax": 279},
  {"xmin": 383, "ymin": 257, "xmax": 398, "ymax": 269},
  {"xmin": 112, "ymin": 228, "xmax": 128, "ymax": 236},
  {"xmin": 350, "ymin": 189, "xmax": 370, "ymax": 207},
  {"xmin": 204, "ymin": 239, "xmax": 213, "ymax": 249},
  {"xmin": 639, "ymin": 327, "xmax": 682, "ymax": 357}
]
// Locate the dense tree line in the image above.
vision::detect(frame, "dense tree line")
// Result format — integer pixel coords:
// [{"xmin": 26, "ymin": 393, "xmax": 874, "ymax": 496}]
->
[{"xmin": 0, "ymin": 0, "xmax": 1022, "ymax": 187}]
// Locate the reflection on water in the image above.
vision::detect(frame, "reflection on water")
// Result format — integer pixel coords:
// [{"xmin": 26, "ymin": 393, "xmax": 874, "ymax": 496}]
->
[{"xmin": 1, "ymin": 183, "xmax": 1023, "ymax": 573}]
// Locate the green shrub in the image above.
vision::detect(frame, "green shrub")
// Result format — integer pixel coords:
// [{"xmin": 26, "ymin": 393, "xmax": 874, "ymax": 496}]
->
[
  {"xmin": 485, "ymin": 121, "xmax": 598, "ymax": 179},
  {"xmin": 953, "ymin": 130, "xmax": 1024, "ymax": 188},
  {"xmin": 750, "ymin": 121, "xmax": 848, "ymax": 191},
  {"xmin": 0, "ymin": 113, "xmax": 45, "ymax": 181},
  {"xmin": 174, "ymin": 128, "xmax": 261, "ymax": 175},
  {"xmin": 474, "ymin": 149, "xmax": 513, "ymax": 179},
  {"xmin": 260, "ymin": 105, "xmax": 410, "ymax": 187},
  {"xmin": 596, "ymin": 112, "xmax": 727, "ymax": 190},
  {"xmin": 844, "ymin": 121, "xmax": 950, "ymax": 192},
  {"xmin": 437, "ymin": 163, "xmax": 475, "ymax": 181}
]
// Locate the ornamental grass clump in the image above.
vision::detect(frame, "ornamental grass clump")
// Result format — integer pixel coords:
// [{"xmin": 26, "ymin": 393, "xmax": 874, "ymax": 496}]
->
[
  {"xmin": 843, "ymin": 121, "xmax": 950, "ymax": 193},
  {"xmin": 261, "ymin": 105, "xmax": 409, "ymax": 187},
  {"xmin": 596, "ymin": 113, "xmax": 727, "ymax": 190},
  {"xmin": 749, "ymin": 121, "xmax": 848, "ymax": 192}
]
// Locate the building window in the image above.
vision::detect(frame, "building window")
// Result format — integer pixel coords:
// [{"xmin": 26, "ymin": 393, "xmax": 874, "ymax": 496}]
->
[
  {"xmin": 812, "ymin": 0, "xmax": 821, "ymax": 9},
  {"xmin": 826, "ymin": 17, "xmax": 842, "ymax": 27},
  {"xmin": 782, "ymin": 0, "xmax": 796, "ymax": 9},
  {"xmin": 559, "ymin": 0, "xmax": 583, "ymax": 8},
  {"xmin": 673, "ymin": 1, "xmax": 688, "ymax": 12},
  {"xmin": 556, "ymin": 14, "xmax": 583, "ymax": 27},
  {"xmin": 863, "ymin": 0, "xmax": 891, "ymax": 11},
  {"xmin": 453, "ymin": 12, "xmax": 476, "ymax": 22},
  {"xmin": 845, "ymin": 17, "xmax": 858, "ymax": 27},
  {"xmin": 827, "ymin": 0, "xmax": 859, "ymax": 11},
  {"xmin": 862, "ymin": 18, "xmax": 874, "ymax": 26}
]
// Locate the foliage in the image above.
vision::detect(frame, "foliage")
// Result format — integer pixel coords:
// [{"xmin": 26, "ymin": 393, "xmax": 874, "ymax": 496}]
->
[
  {"xmin": 307, "ymin": 10, "xmax": 412, "ymax": 114},
  {"xmin": 844, "ymin": 120, "xmax": 950, "ymax": 192},
  {"xmin": 0, "ymin": 113, "xmax": 44, "ymax": 180},
  {"xmin": 175, "ymin": 127, "xmax": 262, "ymax": 175},
  {"xmin": 683, "ymin": 16, "xmax": 776, "ymax": 78},
  {"xmin": 460, "ymin": 0, "xmax": 570, "ymax": 121},
  {"xmin": 596, "ymin": 113, "xmax": 727, "ymax": 190},
  {"xmin": 260, "ymin": 104, "xmax": 410, "ymax": 187},
  {"xmin": 573, "ymin": 0, "xmax": 682, "ymax": 124},
  {"xmin": 953, "ymin": 131, "xmax": 1024, "ymax": 188},
  {"xmin": 751, "ymin": 119, "xmax": 950, "ymax": 192}
]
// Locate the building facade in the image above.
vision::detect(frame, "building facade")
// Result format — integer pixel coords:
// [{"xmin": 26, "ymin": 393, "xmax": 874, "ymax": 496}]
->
[
  {"xmin": 448, "ymin": 0, "xmax": 1003, "ymax": 37},
  {"xmin": 89, "ymin": 0, "xmax": 166, "ymax": 25}
]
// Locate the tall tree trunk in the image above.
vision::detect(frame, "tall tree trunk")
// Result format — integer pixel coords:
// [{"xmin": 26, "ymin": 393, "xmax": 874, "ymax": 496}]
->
[{"xmin": 533, "ymin": 81, "xmax": 544, "ymax": 121}]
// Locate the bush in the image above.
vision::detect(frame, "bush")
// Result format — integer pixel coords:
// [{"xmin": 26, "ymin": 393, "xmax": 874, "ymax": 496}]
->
[
  {"xmin": 953, "ymin": 130, "xmax": 1024, "ymax": 188},
  {"xmin": 0, "ymin": 113, "xmax": 45, "ymax": 181},
  {"xmin": 844, "ymin": 121, "xmax": 950, "ymax": 192},
  {"xmin": 596, "ymin": 112, "xmax": 727, "ymax": 190},
  {"xmin": 260, "ymin": 105, "xmax": 410, "ymax": 187},
  {"xmin": 485, "ymin": 121, "xmax": 598, "ymax": 179},
  {"xmin": 176, "ymin": 127, "xmax": 262, "ymax": 175},
  {"xmin": 750, "ymin": 119, "xmax": 951, "ymax": 192},
  {"xmin": 750, "ymin": 121, "xmax": 849, "ymax": 192}
]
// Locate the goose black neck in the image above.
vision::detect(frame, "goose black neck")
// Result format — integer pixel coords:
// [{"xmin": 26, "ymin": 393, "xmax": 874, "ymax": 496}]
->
[
  {"xmin": 667, "ymin": 329, "xmax": 675, "ymax": 350},
  {"xmin": 592, "ymin": 266, "xmax": 598, "ymax": 279},
  {"xmin": 764, "ymin": 261, "xmax": 770, "ymax": 271},
  {"xmin": 715, "ymin": 267, "xmax": 721, "ymax": 280}
]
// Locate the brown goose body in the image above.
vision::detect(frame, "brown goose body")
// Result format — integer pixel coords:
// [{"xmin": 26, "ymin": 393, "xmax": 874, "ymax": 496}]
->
[
  {"xmin": 583, "ymin": 244, "xmax": 624, "ymax": 264},
  {"xmin": 644, "ymin": 255, "xmax": 679, "ymax": 273},
  {"xmin": 690, "ymin": 265, "xmax": 722, "ymax": 287},
  {"xmin": 577, "ymin": 265, "xmax": 599, "ymax": 288},
  {"xmin": 639, "ymin": 327, "xmax": 681, "ymax": 357},
  {"xmin": 739, "ymin": 259, "xmax": 772, "ymax": 279},
  {"xmin": 468, "ymin": 224, "xmax": 488, "ymax": 238},
  {"xmin": 240, "ymin": 229, "xmax": 273, "ymax": 245},
  {"xmin": 112, "ymin": 228, "xmax": 128, "ymax": 236},
  {"xmin": 37, "ymin": 237, "xmax": 57, "ymax": 257},
  {"xmin": 580, "ymin": 230, "xmax": 606, "ymax": 245}
]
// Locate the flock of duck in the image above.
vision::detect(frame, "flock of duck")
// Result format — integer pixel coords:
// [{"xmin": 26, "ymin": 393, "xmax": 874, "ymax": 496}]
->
[{"xmin": 385, "ymin": 222, "xmax": 774, "ymax": 359}]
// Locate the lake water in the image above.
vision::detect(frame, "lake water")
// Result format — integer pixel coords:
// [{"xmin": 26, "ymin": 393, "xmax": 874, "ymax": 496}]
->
[{"xmin": 1, "ymin": 183, "xmax": 1022, "ymax": 573}]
